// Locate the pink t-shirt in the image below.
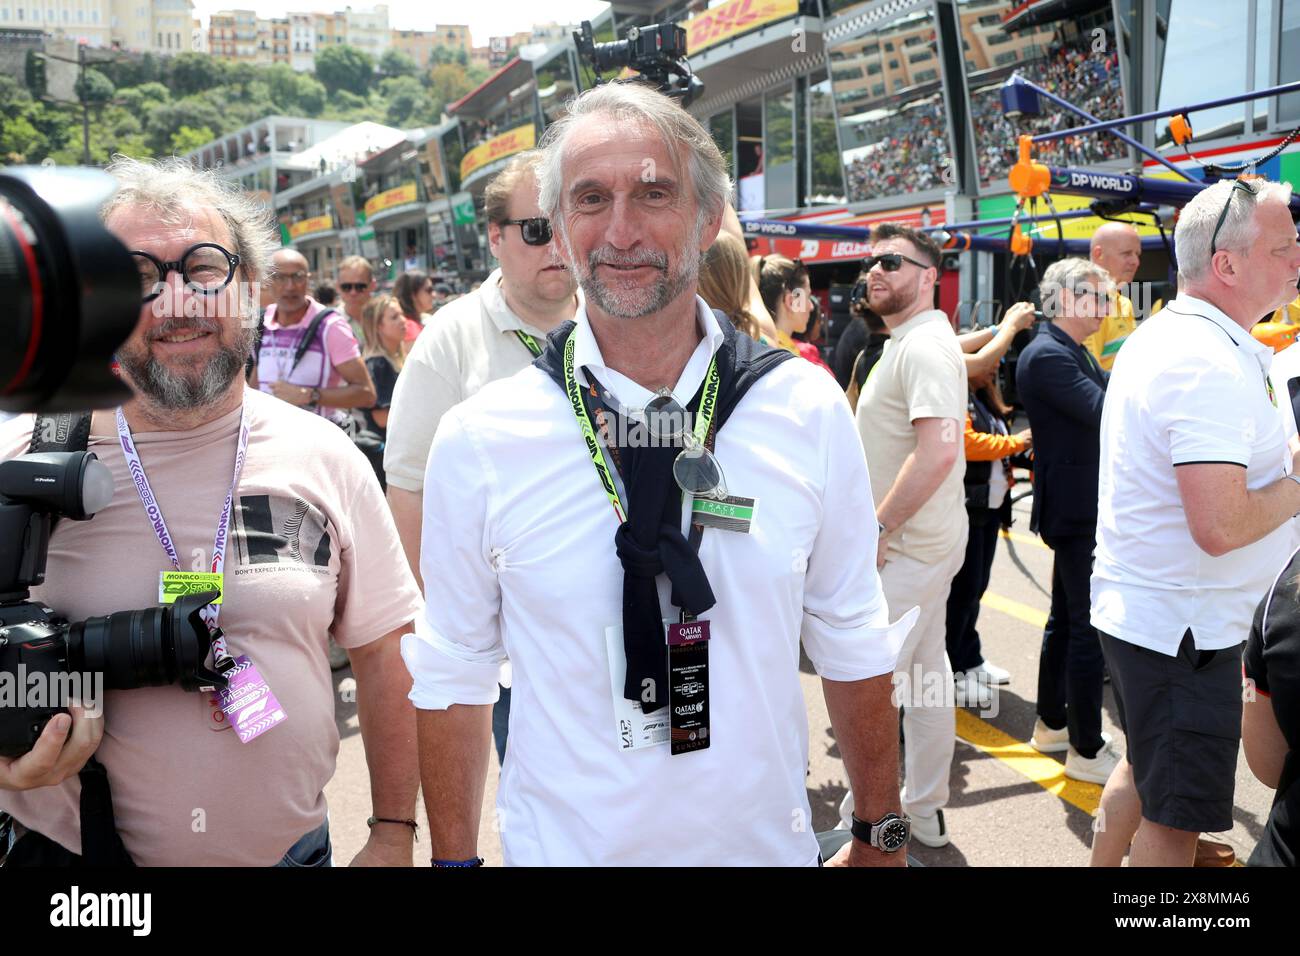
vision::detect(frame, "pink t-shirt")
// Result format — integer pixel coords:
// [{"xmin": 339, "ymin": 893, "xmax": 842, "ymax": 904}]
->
[
  {"xmin": 257, "ymin": 297, "xmax": 362, "ymax": 425},
  {"xmin": 0, "ymin": 387, "xmax": 421, "ymax": 865}
]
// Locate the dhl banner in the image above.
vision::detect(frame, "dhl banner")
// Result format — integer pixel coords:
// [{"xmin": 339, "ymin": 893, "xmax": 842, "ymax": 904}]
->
[
  {"xmin": 460, "ymin": 124, "xmax": 536, "ymax": 182},
  {"xmin": 364, "ymin": 182, "xmax": 419, "ymax": 219},
  {"xmin": 288, "ymin": 215, "xmax": 334, "ymax": 240},
  {"xmin": 682, "ymin": 0, "xmax": 798, "ymax": 56}
]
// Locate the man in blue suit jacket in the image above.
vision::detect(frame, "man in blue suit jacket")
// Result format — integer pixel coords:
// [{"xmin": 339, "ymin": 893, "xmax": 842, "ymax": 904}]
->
[{"xmin": 1015, "ymin": 257, "xmax": 1120, "ymax": 786}]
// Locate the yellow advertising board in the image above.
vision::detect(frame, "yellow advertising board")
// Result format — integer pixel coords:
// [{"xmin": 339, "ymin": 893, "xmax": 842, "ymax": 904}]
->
[
  {"xmin": 288, "ymin": 215, "xmax": 334, "ymax": 240},
  {"xmin": 682, "ymin": 0, "xmax": 798, "ymax": 56},
  {"xmin": 1019, "ymin": 193, "xmax": 1161, "ymax": 241},
  {"xmin": 459, "ymin": 124, "xmax": 536, "ymax": 182},
  {"xmin": 364, "ymin": 182, "xmax": 419, "ymax": 219}
]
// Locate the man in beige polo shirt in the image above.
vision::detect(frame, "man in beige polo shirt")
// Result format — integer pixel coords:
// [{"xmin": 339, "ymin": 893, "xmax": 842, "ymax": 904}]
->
[
  {"xmin": 384, "ymin": 150, "xmax": 579, "ymax": 765},
  {"xmin": 847, "ymin": 222, "xmax": 967, "ymax": 849}
]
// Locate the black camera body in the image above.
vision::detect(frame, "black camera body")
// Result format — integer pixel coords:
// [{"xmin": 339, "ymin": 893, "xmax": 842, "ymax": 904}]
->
[
  {"xmin": 574, "ymin": 19, "xmax": 704, "ymax": 107},
  {"xmin": 0, "ymin": 448, "xmax": 228, "ymax": 757}
]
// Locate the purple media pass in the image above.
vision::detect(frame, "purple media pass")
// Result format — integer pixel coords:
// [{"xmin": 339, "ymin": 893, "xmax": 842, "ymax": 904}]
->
[
  {"xmin": 667, "ymin": 620, "xmax": 710, "ymax": 646},
  {"xmin": 213, "ymin": 655, "xmax": 287, "ymax": 743}
]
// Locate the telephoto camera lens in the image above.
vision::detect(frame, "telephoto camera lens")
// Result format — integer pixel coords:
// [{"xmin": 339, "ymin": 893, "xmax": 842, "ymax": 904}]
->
[
  {"xmin": 65, "ymin": 590, "xmax": 227, "ymax": 692},
  {"xmin": 0, "ymin": 166, "xmax": 139, "ymax": 413}
]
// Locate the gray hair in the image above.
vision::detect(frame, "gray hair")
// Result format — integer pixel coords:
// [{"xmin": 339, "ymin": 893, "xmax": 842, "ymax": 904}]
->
[
  {"xmin": 1175, "ymin": 178, "xmax": 1293, "ymax": 283},
  {"xmin": 101, "ymin": 154, "xmax": 277, "ymax": 285},
  {"xmin": 1039, "ymin": 256, "xmax": 1111, "ymax": 319},
  {"xmin": 536, "ymin": 83, "xmax": 732, "ymax": 243}
]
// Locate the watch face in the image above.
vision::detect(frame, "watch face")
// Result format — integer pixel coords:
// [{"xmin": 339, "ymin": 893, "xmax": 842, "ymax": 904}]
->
[{"xmin": 881, "ymin": 819, "xmax": 909, "ymax": 851}]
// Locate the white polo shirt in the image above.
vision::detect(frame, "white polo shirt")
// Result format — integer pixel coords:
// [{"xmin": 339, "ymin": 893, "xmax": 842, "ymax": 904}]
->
[
  {"xmin": 400, "ymin": 297, "xmax": 915, "ymax": 866},
  {"xmin": 383, "ymin": 269, "xmax": 570, "ymax": 492},
  {"xmin": 1091, "ymin": 295, "xmax": 1295, "ymax": 654}
]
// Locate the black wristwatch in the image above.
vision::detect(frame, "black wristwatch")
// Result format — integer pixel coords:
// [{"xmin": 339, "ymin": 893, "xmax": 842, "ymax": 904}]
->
[{"xmin": 851, "ymin": 812, "xmax": 910, "ymax": 853}]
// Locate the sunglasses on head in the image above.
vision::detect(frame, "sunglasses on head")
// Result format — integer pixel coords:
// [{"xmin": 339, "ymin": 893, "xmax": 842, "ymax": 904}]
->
[
  {"xmin": 339, "ymin": 282, "xmax": 369, "ymax": 293},
  {"xmin": 500, "ymin": 217, "xmax": 553, "ymax": 246},
  {"xmin": 1210, "ymin": 178, "xmax": 1260, "ymax": 257},
  {"xmin": 862, "ymin": 252, "xmax": 931, "ymax": 273}
]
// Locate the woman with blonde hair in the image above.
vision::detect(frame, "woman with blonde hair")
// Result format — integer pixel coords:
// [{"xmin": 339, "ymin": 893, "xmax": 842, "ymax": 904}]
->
[
  {"xmin": 699, "ymin": 232, "xmax": 767, "ymax": 340},
  {"xmin": 355, "ymin": 295, "xmax": 406, "ymax": 489}
]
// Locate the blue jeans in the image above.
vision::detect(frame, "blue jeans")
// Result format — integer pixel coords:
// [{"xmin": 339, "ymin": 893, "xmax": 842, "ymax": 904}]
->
[
  {"xmin": 492, "ymin": 684, "xmax": 511, "ymax": 766},
  {"xmin": 275, "ymin": 818, "xmax": 332, "ymax": 867}
]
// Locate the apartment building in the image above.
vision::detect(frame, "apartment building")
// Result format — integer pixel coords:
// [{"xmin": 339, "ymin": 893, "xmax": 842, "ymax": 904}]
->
[{"xmin": 0, "ymin": 0, "xmax": 194, "ymax": 53}]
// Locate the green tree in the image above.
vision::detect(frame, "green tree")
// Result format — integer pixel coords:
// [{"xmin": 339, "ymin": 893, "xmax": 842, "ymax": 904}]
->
[
  {"xmin": 428, "ymin": 63, "xmax": 475, "ymax": 114},
  {"xmin": 380, "ymin": 75, "xmax": 430, "ymax": 127},
  {"xmin": 171, "ymin": 124, "xmax": 216, "ymax": 154},
  {"xmin": 315, "ymin": 44, "xmax": 374, "ymax": 96},
  {"xmin": 145, "ymin": 98, "xmax": 224, "ymax": 155},
  {"xmin": 0, "ymin": 74, "xmax": 30, "ymax": 111},
  {"xmin": 0, "ymin": 114, "xmax": 46, "ymax": 163},
  {"xmin": 263, "ymin": 63, "xmax": 300, "ymax": 110},
  {"xmin": 169, "ymin": 52, "xmax": 227, "ymax": 97},
  {"xmin": 75, "ymin": 68, "xmax": 116, "ymax": 106},
  {"xmin": 24, "ymin": 50, "xmax": 47, "ymax": 98},
  {"xmin": 379, "ymin": 48, "xmax": 418, "ymax": 79},
  {"xmin": 115, "ymin": 81, "xmax": 170, "ymax": 118},
  {"xmin": 294, "ymin": 75, "xmax": 327, "ymax": 115}
]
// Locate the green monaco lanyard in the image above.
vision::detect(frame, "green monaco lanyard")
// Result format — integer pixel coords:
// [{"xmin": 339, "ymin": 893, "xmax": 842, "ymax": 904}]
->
[
  {"xmin": 515, "ymin": 330, "xmax": 543, "ymax": 357},
  {"xmin": 561, "ymin": 326, "xmax": 719, "ymax": 525}
]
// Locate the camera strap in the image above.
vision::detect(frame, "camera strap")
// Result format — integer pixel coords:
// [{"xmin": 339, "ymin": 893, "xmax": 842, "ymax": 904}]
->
[
  {"xmin": 27, "ymin": 412, "xmax": 93, "ymax": 454},
  {"xmin": 113, "ymin": 403, "xmax": 251, "ymax": 661},
  {"xmin": 21, "ymin": 413, "xmax": 134, "ymax": 867}
]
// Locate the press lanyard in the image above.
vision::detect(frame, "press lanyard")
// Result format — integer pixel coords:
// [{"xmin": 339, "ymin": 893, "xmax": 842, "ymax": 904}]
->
[
  {"xmin": 115, "ymin": 404, "xmax": 251, "ymax": 661},
  {"xmin": 515, "ymin": 329, "xmax": 543, "ymax": 357},
  {"xmin": 561, "ymin": 326, "xmax": 718, "ymax": 524}
]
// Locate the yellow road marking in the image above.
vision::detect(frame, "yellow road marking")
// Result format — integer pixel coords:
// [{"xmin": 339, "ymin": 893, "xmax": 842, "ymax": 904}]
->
[
  {"xmin": 955, "ymin": 709, "xmax": 1102, "ymax": 816},
  {"xmin": 999, "ymin": 529, "xmax": 1049, "ymax": 551},
  {"xmin": 980, "ymin": 591, "xmax": 1048, "ymax": 629},
  {"xmin": 962, "ymin": 591, "xmax": 1246, "ymax": 863}
]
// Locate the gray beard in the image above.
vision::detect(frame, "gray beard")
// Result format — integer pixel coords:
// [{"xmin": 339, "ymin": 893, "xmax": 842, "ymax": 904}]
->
[
  {"xmin": 118, "ymin": 326, "xmax": 253, "ymax": 412},
  {"xmin": 576, "ymin": 227, "xmax": 704, "ymax": 320}
]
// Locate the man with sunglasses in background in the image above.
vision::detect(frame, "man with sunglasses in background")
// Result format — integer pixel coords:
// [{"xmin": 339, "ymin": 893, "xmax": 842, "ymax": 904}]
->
[
  {"xmin": 1090, "ymin": 178, "xmax": 1300, "ymax": 867},
  {"xmin": 336, "ymin": 254, "xmax": 378, "ymax": 345},
  {"xmin": 0, "ymin": 157, "xmax": 421, "ymax": 867},
  {"xmin": 384, "ymin": 150, "xmax": 579, "ymax": 767},
  {"xmin": 1015, "ymin": 258, "xmax": 1118, "ymax": 788},
  {"xmin": 845, "ymin": 222, "xmax": 966, "ymax": 851},
  {"xmin": 402, "ymin": 83, "xmax": 915, "ymax": 867},
  {"xmin": 249, "ymin": 247, "xmax": 376, "ymax": 430}
]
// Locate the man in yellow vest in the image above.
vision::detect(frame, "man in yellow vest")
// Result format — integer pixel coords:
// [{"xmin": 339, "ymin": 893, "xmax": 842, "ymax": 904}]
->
[{"xmin": 1082, "ymin": 222, "xmax": 1141, "ymax": 371}]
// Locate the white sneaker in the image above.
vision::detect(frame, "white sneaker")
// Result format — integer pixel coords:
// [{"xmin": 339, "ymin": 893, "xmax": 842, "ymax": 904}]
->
[
  {"xmin": 1029, "ymin": 718, "xmax": 1070, "ymax": 753},
  {"xmin": 908, "ymin": 809, "xmax": 950, "ymax": 848},
  {"xmin": 1065, "ymin": 739, "xmax": 1122, "ymax": 785},
  {"xmin": 972, "ymin": 660, "xmax": 1011, "ymax": 685},
  {"xmin": 952, "ymin": 672, "xmax": 993, "ymax": 709}
]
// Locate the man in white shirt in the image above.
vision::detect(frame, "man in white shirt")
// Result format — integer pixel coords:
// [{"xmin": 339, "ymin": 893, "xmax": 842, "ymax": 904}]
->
[
  {"xmin": 384, "ymin": 151, "xmax": 578, "ymax": 765},
  {"xmin": 850, "ymin": 223, "xmax": 967, "ymax": 849},
  {"xmin": 401, "ymin": 82, "xmax": 915, "ymax": 867},
  {"xmin": 1090, "ymin": 178, "xmax": 1300, "ymax": 867}
]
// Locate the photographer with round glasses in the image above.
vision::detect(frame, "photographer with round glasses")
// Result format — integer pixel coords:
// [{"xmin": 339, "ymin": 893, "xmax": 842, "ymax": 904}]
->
[{"xmin": 0, "ymin": 157, "xmax": 421, "ymax": 868}]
